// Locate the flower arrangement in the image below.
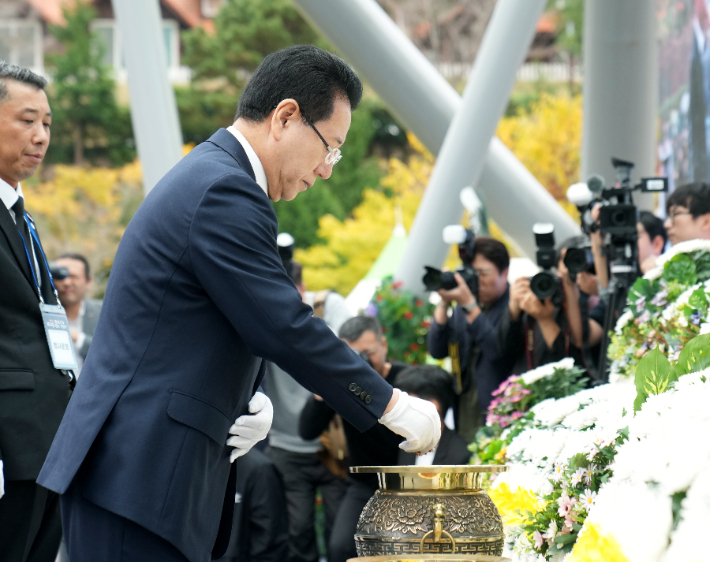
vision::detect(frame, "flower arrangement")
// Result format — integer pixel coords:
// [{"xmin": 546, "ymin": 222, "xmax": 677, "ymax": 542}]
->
[
  {"xmin": 487, "ymin": 333, "xmax": 710, "ymax": 562},
  {"xmin": 607, "ymin": 240, "xmax": 710, "ymax": 378},
  {"xmin": 470, "ymin": 358, "xmax": 587, "ymax": 465},
  {"xmin": 365, "ymin": 276, "xmax": 434, "ymax": 364}
]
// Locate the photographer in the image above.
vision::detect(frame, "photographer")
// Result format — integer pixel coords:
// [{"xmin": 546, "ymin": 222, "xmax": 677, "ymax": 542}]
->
[
  {"xmin": 500, "ymin": 237, "xmax": 604, "ymax": 376},
  {"xmin": 427, "ymin": 237, "xmax": 512, "ymax": 442}
]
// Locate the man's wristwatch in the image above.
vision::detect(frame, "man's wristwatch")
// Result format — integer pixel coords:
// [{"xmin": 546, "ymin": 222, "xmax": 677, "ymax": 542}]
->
[{"xmin": 460, "ymin": 300, "xmax": 478, "ymax": 314}]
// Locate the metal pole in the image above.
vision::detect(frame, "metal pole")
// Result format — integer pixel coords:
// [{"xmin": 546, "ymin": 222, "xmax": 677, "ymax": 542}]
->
[
  {"xmin": 112, "ymin": 0, "xmax": 183, "ymax": 195},
  {"xmin": 293, "ymin": 0, "xmax": 579, "ymax": 272},
  {"xmin": 582, "ymin": 0, "xmax": 657, "ymax": 207},
  {"xmin": 395, "ymin": 0, "xmax": 551, "ymax": 292}
]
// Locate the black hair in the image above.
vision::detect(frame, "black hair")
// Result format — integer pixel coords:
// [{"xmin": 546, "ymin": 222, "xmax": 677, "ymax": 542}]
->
[
  {"xmin": 58, "ymin": 252, "xmax": 91, "ymax": 280},
  {"xmin": 638, "ymin": 211, "xmax": 668, "ymax": 246},
  {"xmin": 236, "ymin": 45, "xmax": 362, "ymax": 124},
  {"xmin": 472, "ymin": 237, "xmax": 509, "ymax": 273},
  {"xmin": 339, "ymin": 315, "xmax": 382, "ymax": 343},
  {"xmin": 395, "ymin": 365, "xmax": 454, "ymax": 416},
  {"xmin": 0, "ymin": 61, "xmax": 47, "ymax": 104},
  {"xmin": 666, "ymin": 182, "xmax": 710, "ymax": 218}
]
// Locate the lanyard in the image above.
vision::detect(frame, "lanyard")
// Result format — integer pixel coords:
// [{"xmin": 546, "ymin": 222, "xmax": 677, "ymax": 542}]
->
[{"xmin": 17, "ymin": 212, "xmax": 60, "ymax": 305}]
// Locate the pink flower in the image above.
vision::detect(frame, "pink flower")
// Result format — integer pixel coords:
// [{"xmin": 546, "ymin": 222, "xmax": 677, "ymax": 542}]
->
[
  {"xmin": 557, "ymin": 493, "xmax": 575, "ymax": 517},
  {"xmin": 533, "ymin": 530, "xmax": 543, "ymax": 550}
]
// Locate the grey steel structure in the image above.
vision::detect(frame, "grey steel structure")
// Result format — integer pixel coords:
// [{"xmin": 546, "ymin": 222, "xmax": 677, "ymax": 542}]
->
[
  {"xmin": 582, "ymin": 0, "xmax": 657, "ymax": 206},
  {"xmin": 294, "ymin": 0, "xmax": 579, "ymax": 290},
  {"xmin": 111, "ymin": 0, "xmax": 183, "ymax": 195}
]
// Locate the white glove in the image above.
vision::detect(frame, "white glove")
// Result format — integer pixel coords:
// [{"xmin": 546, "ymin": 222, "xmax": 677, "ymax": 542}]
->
[
  {"xmin": 227, "ymin": 392, "xmax": 273, "ymax": 463},
  {"xmin": 0, "ymin": 460, "xmax": 4, "ymax": 499},
  {"xmin": 378, "ymin": 390, "xmax": 441, "ymax": 454}
]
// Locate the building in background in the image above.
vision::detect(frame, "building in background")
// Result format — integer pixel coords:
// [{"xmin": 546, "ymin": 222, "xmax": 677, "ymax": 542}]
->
[{"xmin": 0, "ymin": 0, "xmax": 224, "ymax": 84}]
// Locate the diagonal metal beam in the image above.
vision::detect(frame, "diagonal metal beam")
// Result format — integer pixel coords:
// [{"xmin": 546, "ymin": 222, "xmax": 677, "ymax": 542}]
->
[{"xmin": 294, "ymin": 0, "xmax": 579, "ymax": 278}]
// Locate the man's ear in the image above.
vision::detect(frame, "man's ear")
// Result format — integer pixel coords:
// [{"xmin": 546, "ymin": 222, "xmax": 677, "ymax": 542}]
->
[
  {"xmin": 699, "ymin": 213, "xmax": 710, "ymax": 236},
  {"xmin": 271, "ymin": 99, "xmax": 299, "ymax": 141}
]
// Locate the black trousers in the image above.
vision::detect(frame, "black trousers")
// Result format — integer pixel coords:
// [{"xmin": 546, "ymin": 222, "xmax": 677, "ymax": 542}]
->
[
  {"xmin": 328, "ymin": 480, "xmax": 376, "ymax": 562},
  {"xmin": 0, "ymin": 480, "xmax": 62, "ymax": 562},
  {"xmin": 60, "ymin": 479, "xmax": 189, "ymax": 562},
  {"xmin": 267, "ymin": 447, "xmax": 346, "ymax": 562}
]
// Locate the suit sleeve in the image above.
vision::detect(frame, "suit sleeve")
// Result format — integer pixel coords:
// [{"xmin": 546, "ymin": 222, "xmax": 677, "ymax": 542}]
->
[{"xmin": 188, "ymin": 173, "xmax": 393, "ymax": 432}]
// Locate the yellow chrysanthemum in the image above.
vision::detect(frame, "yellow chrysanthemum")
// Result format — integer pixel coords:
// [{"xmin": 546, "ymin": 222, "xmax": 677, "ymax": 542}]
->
[
  {"xmin": 567, "ymin": 523, "xmax": 629, "ymax": 562},
  {"xmin": 488, "ymin": 482, "xmax": 544, "ymax": 526}
]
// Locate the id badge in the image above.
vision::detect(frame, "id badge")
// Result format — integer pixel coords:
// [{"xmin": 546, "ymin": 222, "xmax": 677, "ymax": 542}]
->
[{"xmin": 39, "ymin": 303, "xmax": 79, "ymax": 371}]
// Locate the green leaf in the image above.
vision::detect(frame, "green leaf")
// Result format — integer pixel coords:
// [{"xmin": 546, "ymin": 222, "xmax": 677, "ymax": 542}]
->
[
  {"xmin": 554, "ymin": 533, "xmax": 577, "ymax": 545},
  {"xmin": 634, "ymin": 348, "xmax": 674, "ymax": 411},
  {"xmin": 694, "ymin": 252, "xmax": 710, "ymax": 281},
  {"xmin": 688, "ymin": 287, "xmax": 709, "ymax": 310},
  {"xmin": 675, "ymin": 334, "xmax": 710, "ymax": 376},
  {"xmin": 662, "ymin": 254, "xmax": 697, "ymax": 286}
]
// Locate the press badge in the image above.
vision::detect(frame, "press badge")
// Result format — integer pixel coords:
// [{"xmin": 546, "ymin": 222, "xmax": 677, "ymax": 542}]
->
[{"xmin": 39, "ymin": 303, "xmax": 79, "ymax": 371}]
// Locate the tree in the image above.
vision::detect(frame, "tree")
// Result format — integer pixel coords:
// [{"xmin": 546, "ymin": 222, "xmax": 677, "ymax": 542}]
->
[
  {"xmin": 182, "ymin": 0, "xmax": 328, "ymax": 89},
  {"xmin": 295, "ymin": 134, "xmax": 434, "ymax": 295},
  {"xmin": 496, "ymin": 93, "xmax": 582, "ymax": 216},
  {"xmin": 45, "ymin": 1, "xmax": 134, "ymax": 166}
]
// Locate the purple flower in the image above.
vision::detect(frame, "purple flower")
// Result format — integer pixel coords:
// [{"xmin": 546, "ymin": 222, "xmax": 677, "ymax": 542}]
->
[
  {"xmin": 691, "ymin": 311, "xmax": 702, "ymax": 326},
  {"xmin": 364, "ymin": 303, "xmax": 378, "ymax": 317},
  {"xmin": 651, "ymin": 290, "xmax": 668, "ymax": 307},
  {"xmin": 635, "ymin": 296, "xmax": 646, "ymax": 313}
]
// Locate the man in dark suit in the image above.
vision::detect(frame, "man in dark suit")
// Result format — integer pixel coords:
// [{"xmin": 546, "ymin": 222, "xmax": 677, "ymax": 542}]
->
[
  {"xmin": 0, "ymin": 62, "xmax": 73, "ymax": 562},
  {"xmin": 38, "ymin": 46, "xmax": 441, "ymax": 562},
  {"xmin": 394, "ymin": 366, "xmax": 472, "ymax": 467},
  {"xmin": 54, "ymin": 252, "xmax": 102, "ymax": 374}
]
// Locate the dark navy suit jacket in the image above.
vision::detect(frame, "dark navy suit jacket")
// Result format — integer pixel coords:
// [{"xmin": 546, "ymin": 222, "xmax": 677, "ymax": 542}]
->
[{"xmin": 38, "ymin": 129, "xmax": 394, "ymax": 562}]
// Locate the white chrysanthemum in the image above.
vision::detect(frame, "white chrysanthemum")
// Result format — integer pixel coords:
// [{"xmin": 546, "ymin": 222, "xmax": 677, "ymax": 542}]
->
[
  {"xmin": 491, "ymin": 463, "xmax": 551, "ymax": 497},
  {"xmin": 520, "ymin": 357, "xmax": 576, "ymax": 386},
  {"xmin": 644, "ymin": 264, "xmax": 664, "ymax": 280},
  {"xmin": 673, "ymin": 369, "xmax": 710, "ymax": 391},
  {"xmin": 661, "ymin": 462, "xmax": 710, "ymax": 562},
  {"xmin": 653, "ymin": 239, "xmax": 710, "ymax": 268},
  {"xmin": 586, "ymin": 481, "xmax": 672, "ymax": 562},
  {"xmin": 615, "ymin": 309, "xmax": 635, "ymax": 333}
]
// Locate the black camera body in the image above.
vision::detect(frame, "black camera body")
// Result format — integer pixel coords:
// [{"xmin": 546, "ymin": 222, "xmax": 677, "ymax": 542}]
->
[
  {"xmin": 530, "ymin": 223, "xmax": 563, "ymax": 306},
  {"xmin": 48, "ymin": 263, "xmax": 70, "ymax": 281},
  {"xmin": 422, "ymin": 226, "xmax": 479, "ymax": 298},
  {"xmin": 564, "ymin": 244, "xmax": 595, "ymax": 281}
]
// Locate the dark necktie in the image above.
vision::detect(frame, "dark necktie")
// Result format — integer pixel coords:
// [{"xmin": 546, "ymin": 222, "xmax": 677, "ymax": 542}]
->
[{"xmin": 12, "ymin": 196, "xmax": 33, "ymax": 249}]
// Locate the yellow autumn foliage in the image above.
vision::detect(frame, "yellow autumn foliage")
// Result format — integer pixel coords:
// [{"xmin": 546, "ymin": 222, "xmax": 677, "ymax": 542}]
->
[
  {"xmin": 497, "ymin": 92, "xmax": 582, "ymax": 220},
  {"xmin": 24, "ymin": 160, "xmax": 144, "ymax": 295},
  {"xmin": 296, "ymin": 133, "xmax": 434, "ymax": 296}
]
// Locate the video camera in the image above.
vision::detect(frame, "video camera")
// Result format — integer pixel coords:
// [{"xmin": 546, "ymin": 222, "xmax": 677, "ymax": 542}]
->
[
  {"xmin": 529, "ymin": 223, "xmax": 563, "ymax": 306},
  {"xmin": 422, "ymin": 225, "xmax": 479, "ymax": 298}
]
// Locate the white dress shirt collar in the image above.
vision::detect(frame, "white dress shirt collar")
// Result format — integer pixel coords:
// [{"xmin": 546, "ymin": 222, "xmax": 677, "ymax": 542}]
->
[
  {"xmin": 226, "ymin": 126, "xmax": 269, "ymax": 197},
  {"xmin": 0, "ymin": 177, "xmax": 22, "ymax": 216}
]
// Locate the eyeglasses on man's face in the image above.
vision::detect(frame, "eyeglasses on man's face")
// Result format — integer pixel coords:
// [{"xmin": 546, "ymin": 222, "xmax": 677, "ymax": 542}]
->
[
  {"xmin": 666, "ymin": 208, "xmax": 692, "ymax": 225},
  {"xmin": 302, "ymin": 114, "xmax": 342, "ymax": 166}
]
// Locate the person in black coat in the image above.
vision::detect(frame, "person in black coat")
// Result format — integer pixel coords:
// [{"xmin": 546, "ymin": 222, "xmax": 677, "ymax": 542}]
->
[
  {"xmin": 38, "ymin": 46, "xmax": 440, "ymax": 562},
  {"xmin": 0, "ymin": 62, "xmax": 73, "ymax": 562},
  {"xmin": 394, "ymin": 365, "xmax": 472, "ymax": 466},
  {"xmin": 217, "ymin": 448, "xmax": 289, "ymax": 562}
]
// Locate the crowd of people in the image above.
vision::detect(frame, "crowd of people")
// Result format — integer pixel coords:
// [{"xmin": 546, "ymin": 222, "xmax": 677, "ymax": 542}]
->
[{"xmin": 3, "ymin": 43, "xmax": 710, "ymax": 562}]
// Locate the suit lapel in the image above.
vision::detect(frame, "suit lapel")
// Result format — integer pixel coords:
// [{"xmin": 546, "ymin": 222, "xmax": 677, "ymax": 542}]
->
[{"xmin": 0, "ymin": 204, "xmax": 36, "ymax": 291}]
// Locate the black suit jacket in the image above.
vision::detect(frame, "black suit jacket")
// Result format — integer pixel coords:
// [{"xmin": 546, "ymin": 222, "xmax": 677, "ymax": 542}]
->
[
  {"xmin": 397, "ymin": 427, "xmax": 471, "ymax": 466},
  {"xmin": 38, "ymin": 129, "xmax": 394, "ymax": 562},
  {"xmin": 0, "ymin": 202, "xmax": 72, "ymax": 481}
]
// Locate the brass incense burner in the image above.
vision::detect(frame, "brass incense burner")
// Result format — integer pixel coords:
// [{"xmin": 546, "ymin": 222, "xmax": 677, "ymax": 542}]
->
[{"xmin": 351, "ymin": 466, "xmax": 508, "ymax": 559}]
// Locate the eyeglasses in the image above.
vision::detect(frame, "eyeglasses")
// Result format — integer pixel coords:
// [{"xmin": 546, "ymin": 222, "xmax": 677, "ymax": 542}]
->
[
  {"xmin": 666, "ymin": 210, "xmax": 692, "ymax": 224},
  {"xmin": 302, "ymin": 114, "xmax": 342, "ymax": 166}
]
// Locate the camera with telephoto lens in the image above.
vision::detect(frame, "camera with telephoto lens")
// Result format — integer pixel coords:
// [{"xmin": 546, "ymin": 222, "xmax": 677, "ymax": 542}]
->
[
  {"xmin": 422, "ymin": 225, "xmax": 479, "ymax": 298},
  {"xmin": 529, "ymin": 223, "xmax": 563, "ymax": 306},
  {"xmin": 563, "ymin": 242, "xmax": 596, "ymax": 282},
  {"xmin": 48, "ymin": 262, "xmax": 70, "ymax": 281}
]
